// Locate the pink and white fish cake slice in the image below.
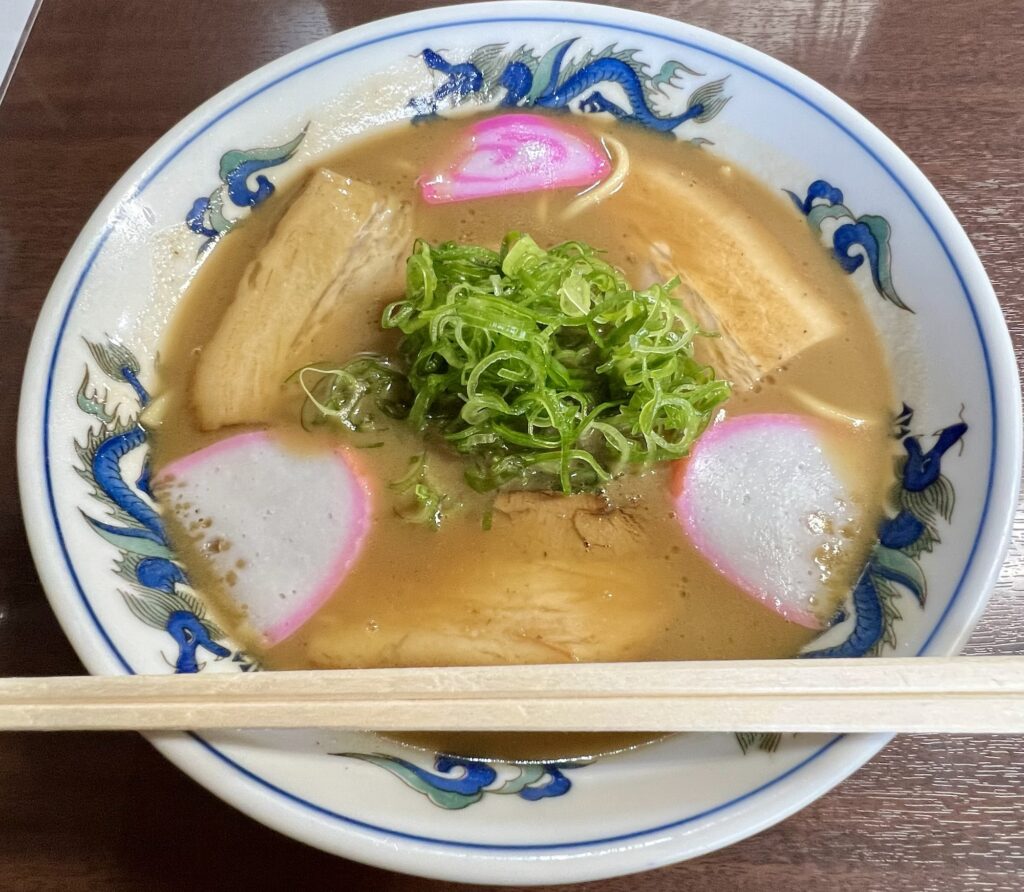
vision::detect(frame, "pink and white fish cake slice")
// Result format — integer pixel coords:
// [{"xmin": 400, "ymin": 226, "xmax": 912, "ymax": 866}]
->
[
  {"xmin": 154, "ymin": 431, "xmax": 371, "ymax": 645},
  {"xmin": 419, "ymin": 113, "xmax": 611, "ymax": 204},
  {"xmin": 677, "ymin": 414, "xmax": 861, "ymax": 629}
]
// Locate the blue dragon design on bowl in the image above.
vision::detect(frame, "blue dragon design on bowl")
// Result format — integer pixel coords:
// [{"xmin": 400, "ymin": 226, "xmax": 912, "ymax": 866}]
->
[
  {"xmin": 804, "ymin": 406, "xmax": 967, "ymax": 659},
  {"xmin": 407, "ymin": 38, "xmax": 729, "ymax": 131},
  {"xmin": 74, "ymin": 341, "xmax": 237, "ymax": 674}
]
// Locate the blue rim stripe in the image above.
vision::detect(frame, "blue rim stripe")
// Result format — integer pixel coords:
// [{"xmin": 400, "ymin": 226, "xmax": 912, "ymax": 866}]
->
[{"xmin": 43, "ymin": 14, "xmax": 998, "ymax": 853}]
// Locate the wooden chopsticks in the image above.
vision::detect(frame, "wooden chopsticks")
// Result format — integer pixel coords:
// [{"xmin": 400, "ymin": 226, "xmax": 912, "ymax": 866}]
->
[{"xmin": 1, "ymin": 656, "xmax": 1023, "ymax": 733}]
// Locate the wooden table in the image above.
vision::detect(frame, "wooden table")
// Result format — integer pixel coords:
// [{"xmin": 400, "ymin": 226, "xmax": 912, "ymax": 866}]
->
[{"xmin": 1, "ymin": 1, "xmax": 1022, "ymax": 888}]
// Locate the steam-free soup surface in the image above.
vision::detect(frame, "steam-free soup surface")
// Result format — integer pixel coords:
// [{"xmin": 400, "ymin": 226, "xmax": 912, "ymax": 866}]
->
[{"xmin": 149, "ymin": 113, "xmax": 895, "ymax": 761}]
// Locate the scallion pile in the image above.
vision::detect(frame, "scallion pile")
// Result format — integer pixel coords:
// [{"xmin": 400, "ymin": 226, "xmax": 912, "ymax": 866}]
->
[{"xmin": 301, "ymin": 232, "xmax": 730, "ymax": 495}]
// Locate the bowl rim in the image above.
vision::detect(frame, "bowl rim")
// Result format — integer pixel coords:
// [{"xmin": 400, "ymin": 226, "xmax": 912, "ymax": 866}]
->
[{"xmin": 16, "ymin": 0, "xmax": 1022, "ymax": 883}]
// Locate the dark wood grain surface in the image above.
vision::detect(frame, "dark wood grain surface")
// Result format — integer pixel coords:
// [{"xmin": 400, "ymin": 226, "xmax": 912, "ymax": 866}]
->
[{"xmin": 1, "ymin": 1, "xmax": 1022, "ymax": 888}]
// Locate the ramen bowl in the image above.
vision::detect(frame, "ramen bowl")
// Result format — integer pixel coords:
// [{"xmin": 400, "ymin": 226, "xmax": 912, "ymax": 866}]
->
[{"xmin": 17, "ymin": 1, "xmax": 1020, "ymax": 884}]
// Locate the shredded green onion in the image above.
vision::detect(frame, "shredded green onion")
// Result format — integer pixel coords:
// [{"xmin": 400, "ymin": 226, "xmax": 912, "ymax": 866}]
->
[
  {"xmin": 389, "ymin": 453, "xmax": 448, "ymax": 528},
  {"xmin": 295, "ymin": 358, "xmax": 411, "ymax": 432},
  {"xmin": 301, "ymin": 232, "xmax": 730, "ymax": 495}
]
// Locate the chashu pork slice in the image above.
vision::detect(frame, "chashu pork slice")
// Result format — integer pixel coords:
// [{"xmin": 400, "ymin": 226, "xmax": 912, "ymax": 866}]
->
[
  {"xmin": 632, "ymin": 163, "xmax": 842, "ymax": 390},
  {"xmin": 192, "ymin": 169, "xmax": 411, "ymax": 430},
  {"xmin": 304, "ymin": 492, "xmax": 674, "ymax": 668}
]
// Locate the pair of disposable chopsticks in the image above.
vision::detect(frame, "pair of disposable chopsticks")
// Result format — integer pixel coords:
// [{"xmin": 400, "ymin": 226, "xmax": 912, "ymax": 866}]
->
[{"xmin": 1, "ymin": 656, "xmax": 1023, "ymax": 733}]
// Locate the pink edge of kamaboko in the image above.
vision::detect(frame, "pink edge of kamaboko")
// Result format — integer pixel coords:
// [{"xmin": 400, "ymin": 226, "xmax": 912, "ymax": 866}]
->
[
  {"xmin": 676, "ymin": 413, "xmax": 859, "ymax": 630},
  {"xmin": 153, "ymin": 430, "xmax": 371, "ymax": 645}
]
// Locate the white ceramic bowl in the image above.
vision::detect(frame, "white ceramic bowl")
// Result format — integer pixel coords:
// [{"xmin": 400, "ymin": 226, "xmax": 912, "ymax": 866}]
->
[{"xmin": 17, "ymin": 2, "xmax": 1021, "ymax": 884}]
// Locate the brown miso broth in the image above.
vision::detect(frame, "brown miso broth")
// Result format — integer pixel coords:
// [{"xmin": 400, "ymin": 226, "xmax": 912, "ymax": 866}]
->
[{"xmin": 147, "ymin": 112, "xmax": 896, "ymax": 762}]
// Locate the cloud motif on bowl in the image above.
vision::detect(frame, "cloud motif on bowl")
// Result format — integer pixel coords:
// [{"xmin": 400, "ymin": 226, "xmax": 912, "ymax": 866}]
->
[
  {"xmin": 334, "ymin": 753, "xmax": 582, "ymax": 809},
  {"xmin": 785, "ymin": 179, "xmax": 910, "ymax": 311},
  {"xmin": 185, "ymin": 127, "xmax": 308, "ymax": 252}
]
